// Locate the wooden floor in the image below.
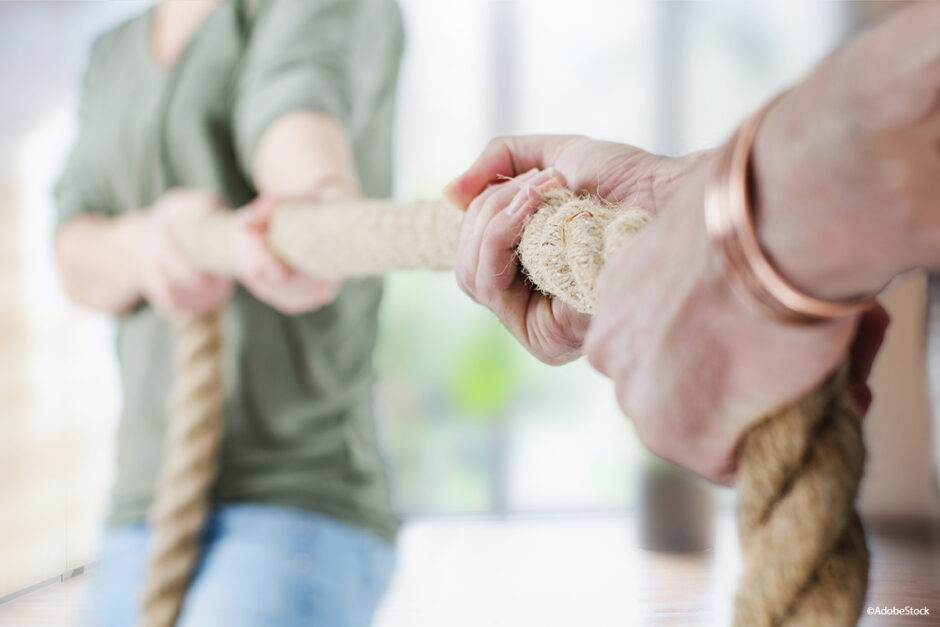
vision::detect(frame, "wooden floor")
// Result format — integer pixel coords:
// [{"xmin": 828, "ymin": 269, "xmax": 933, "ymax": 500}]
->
[{"xmin": 0, "ymin": 513, "xmax": 937, "ymax": 626}]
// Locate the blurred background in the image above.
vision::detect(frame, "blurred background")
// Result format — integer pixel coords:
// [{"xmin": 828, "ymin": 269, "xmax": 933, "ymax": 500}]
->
[{"xmin": 1, "ymin": 2, "xmax": 937, "ymax": 626}]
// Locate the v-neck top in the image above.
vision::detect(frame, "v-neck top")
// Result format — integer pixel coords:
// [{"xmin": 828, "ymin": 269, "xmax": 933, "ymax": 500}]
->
[{"xmin": 54, "ymin": 0, "xmax": 405, "ymax": 540}]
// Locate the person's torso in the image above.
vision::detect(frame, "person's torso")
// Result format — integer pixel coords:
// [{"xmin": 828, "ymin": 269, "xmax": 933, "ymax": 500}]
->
[{"xmin": 86, "ymin": 0, "xmax": 403, "ymax": 538}]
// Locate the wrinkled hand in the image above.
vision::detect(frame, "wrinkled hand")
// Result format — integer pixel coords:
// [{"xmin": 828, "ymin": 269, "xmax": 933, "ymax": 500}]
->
[
  {"xmin": 583, "ymin": 157, "xmax": 890, "ymax": 484},
  {"xmin": 446, "ymin": 135, "xmax": 690, "ymax": 364},
  {"xmin": 137, "ymin": 188, "xmax": 234, "ymax": 316},
  {"xmin": 233, "ymin": 196, "xmax": 341, "ymax": 316}
]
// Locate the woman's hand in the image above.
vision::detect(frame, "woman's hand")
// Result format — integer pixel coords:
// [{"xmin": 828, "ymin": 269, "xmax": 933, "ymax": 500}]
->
[
  {"xmin": 233, "ymin": 196, "xmax": 341, "ymax": 316},
  {"xmin": 453, "ymin": 168, "xmax": 589, "ymax": 364},
  {"xmin": 446, "ymin": 135, "xmax": 696, "ymax": 364},
  {"xmin": 136, "ymin": 188, "xmax": 235, "ymax": 316}
]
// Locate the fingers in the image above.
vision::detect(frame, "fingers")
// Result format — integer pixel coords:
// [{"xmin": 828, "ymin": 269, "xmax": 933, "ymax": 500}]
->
[
  {"xmin": 456, "ymin": 169, "xmax": 538, "ymax": 298},
  {"xmin": 151, "ymin": 258, "xmax": 232, "ymax": 315},
  {"xmin": 141, "ymin": 188, "xmax": 234, "ymax": 316},
  {"xmin": 240, "ymin": 268, "xmax": 341, "ymax": 316},
  {"xmin": 242, "ymin": 275, "xmax": 340, "ymax": 316},
  {"xmin": 444, "ymin": 135, "xmax": 579, "ymax": 210},
  {"xmin": 238, "ymin": 195, "xmax": 292, "ymax": 283},
  {"xmin": 233, "ymin": 197, "xmax": 341, "ymax": 315},
  {"xmin": 477, "ymin": 173, "xmax": 564, "ymax": 296},
  {"xmin": 238, "ymin": 217, "xmax": 291, "ymax": 284},
  {"xmin": 456, "ymin": 168, "xmax": 557, "ymax": 301},
  {"xmin": 159, "ymin": 232, "xmax": 221, "ymax": 293},
  {"xmin": 160, "ymin": 213, "xmax": 232, "ymax": 311},
  {"xmin": 453, "ymin": 167, "xmax": 591, "ymax": 363},
  {"xmin": 243, "ymin": 195, "xmax": 280, "ymax": 225},
  {"xmin": 146, "ymin": 266, "xmax": 232, "ymax": 317}
]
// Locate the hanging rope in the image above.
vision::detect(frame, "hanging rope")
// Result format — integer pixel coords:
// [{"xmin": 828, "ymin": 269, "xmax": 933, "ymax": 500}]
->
[
  {"xmin": 141, "ymin": 311, "xmax": 224, "ymax": 627},
  {"xmin": 140, "ymin": 188, "xmax": 867, "ymax": 627}
]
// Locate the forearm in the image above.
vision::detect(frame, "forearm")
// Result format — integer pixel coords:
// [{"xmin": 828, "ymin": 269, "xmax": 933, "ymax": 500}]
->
[
  {"xmin": 56, "ymin": 213, "xmax": 144, "ymax": 313},
  {"xmin": 231, "ymin": 110, "xmax": 359, "ymax": 314},
  {"xmin": 752, "ymin": 1, "xmax": 940, "ymax": 300},
  {"xmin": 251, "ymin": 110, "xmax": 360, "ymax": 200}
]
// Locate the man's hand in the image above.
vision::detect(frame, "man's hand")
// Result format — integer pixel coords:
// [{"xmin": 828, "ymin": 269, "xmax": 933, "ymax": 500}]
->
[
  {"xmin": 583, "ymin": 156, "xmax": 889, "ymax": 484},
  {"xmin": 136, "ymin": 188, "xmax": 234, "ymax": 316},
  {"xmin": 232, "ymin": 196, "xmax": 341, "ymax": 316}
]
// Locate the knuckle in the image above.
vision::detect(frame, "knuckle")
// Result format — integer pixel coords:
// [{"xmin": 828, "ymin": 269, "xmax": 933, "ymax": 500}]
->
[
  {"xmin": 465, "ymin": 193, "xmax": 487, "ymax": 219},
  {"xmin": 482, "ymin": 190, "xmax": 508, "ymax": 215},
  {"xmin": 487, "ymin": 136, "xmax": 510, "ymax": 153},
  {"xmin": 482, "ymin": 215, "xmax": 518, "ymax": 251},
  {"xmin": 481, "ymin": 216, "xmax": 503, "ymax": 243}
]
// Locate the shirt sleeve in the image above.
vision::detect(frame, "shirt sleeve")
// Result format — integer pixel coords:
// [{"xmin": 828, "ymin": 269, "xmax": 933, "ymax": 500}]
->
[
  {"xmin": 233, "ymin": 0, "xmax": 357, "ymax": 179},
  {"xmin": 53, "ymin": 37, "xmax": 117, "ymax": 232}
]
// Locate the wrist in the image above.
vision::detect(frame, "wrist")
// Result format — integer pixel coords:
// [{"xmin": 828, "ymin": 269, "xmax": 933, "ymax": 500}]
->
[
  {"xmin": 751, "ymin": 3, "xmax": 940, "ymax": 299},
  {"xmin": 750, "ymin": 90, "xmax": 899, "ymax": 302}
]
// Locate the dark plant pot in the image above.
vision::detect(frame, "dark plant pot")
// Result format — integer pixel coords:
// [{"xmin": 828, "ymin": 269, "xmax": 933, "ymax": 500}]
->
[{"xmin": 638, "ymin": 460, "xmax": 714, "ymax": 552}]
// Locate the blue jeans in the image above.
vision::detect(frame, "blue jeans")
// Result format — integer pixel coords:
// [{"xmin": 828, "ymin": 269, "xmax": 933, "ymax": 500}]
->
[{"xmin": 85, "ymin": 504, "xmax": 396, "ymax": 627}]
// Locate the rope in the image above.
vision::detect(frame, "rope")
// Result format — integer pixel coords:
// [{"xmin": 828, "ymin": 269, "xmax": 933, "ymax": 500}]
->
[
  {"xmin": 141, "ymin": 188, "xmax": 867, "ymax": 626},
  {"xmin": 735, "ymin": 365, "xmax": 868, "ymax": 627},
  {"xmin": 141, "ymin": 312, "xmax": 224, "ymax": 627}
]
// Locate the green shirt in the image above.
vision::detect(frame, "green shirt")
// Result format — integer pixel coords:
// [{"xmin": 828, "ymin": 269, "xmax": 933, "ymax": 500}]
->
[{"xmin": 55, "ymin": 0, "xmax": 404, "ymax": 540}]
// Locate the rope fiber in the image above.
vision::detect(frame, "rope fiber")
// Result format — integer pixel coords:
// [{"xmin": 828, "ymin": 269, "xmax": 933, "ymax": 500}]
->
[{"xmin": 141, "ymin": 188, "xmax": 867, "ymax": 627}]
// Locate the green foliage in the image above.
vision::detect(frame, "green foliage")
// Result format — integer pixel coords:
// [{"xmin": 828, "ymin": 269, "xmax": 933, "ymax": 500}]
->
[{"xmin": 445, "ymin": 317, "xmax": 523, "ymax": 417}]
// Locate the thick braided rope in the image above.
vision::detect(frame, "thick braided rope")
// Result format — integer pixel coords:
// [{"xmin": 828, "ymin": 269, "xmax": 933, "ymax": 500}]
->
[
  {"xmin": 149, "ymin": 188, "xmax": 867, "ymax": 627},
  {"xmin": 140, "ymin": 312, "xmax": 224, "ymax": 627},
  {"xmin": 523, "ymin": 193, "xmax": 867, "ymax": 626},
  {"xmin": 735, "ymin": 365, "xmax": 868, "ymax": 627}
]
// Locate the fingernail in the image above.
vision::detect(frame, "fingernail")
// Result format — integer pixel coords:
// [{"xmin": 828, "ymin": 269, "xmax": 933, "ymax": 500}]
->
[
  {"xmin": 532, "ymin": 168, "xmax": 558, "ymax": 186},
  {"xmin": 505, "ymin": 185, "xmax": 532, "ymax": 216},
  {"xmin": 515, "ymin": 168, "xmax": 539, "ymax": 182}
]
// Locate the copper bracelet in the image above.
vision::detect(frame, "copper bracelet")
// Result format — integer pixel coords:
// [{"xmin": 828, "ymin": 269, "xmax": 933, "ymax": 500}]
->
[{"xmin": 703, "ymin": 97, "xmax": 878, "ymax": 324}]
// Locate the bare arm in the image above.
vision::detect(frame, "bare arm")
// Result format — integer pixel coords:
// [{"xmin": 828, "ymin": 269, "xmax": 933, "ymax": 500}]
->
[
  {"xmin": 231, "ymin": 110, "xmax": 359, "ymax": 315},
  {"xmin": 55, "ymin": 213, "xmax": 144, "ymax": 313},
  {"xmin": 754, "ymin": 0, "xmax": 940, "ymax": 301},
  {"xmin": 55, "ymin": 111, "xmax": 358, "ymax": 317},
  {"xmin": 55, "ymin": 190, "xmax": 234, "ymax": 317},
  {"xmin": 250, "ymin": 110, "xmax": 359, "ymax": 199}
]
